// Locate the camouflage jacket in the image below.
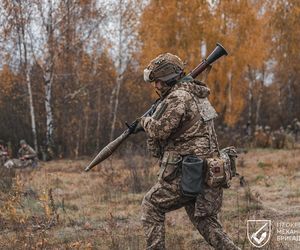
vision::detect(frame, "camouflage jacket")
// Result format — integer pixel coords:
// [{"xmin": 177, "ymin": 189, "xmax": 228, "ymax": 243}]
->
[
  {"xmin": 141, "ymin": 77, "xmax": 218, "ymax": 158},
  {"xmin": 18, "ymin": 145, "xmax": 37, "ymax": 160}
]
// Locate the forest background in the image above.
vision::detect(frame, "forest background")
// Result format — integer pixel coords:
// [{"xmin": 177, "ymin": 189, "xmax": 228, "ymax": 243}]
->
[{"xmin": 0, "ymin": 0, "xmax": 299, "ymax": 158}]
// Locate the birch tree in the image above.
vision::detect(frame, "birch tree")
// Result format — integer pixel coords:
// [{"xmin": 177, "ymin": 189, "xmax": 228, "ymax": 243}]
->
[
  {"xmin": 1, "ymin": 0, "xmax": 38, "ymax": 151},
  {"xmin": 34, "ymin": 0, "xmax": 56, "ymax": 148},
  {"xmin": 107, "ymin": 0, "xmax": 142, "ymax": 141},
  {"xmin": 32, "ymin": 0, "xmax": 105, "ymax": 153}
]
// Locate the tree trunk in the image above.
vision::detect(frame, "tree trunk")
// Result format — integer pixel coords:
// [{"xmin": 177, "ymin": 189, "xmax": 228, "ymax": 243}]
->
[
  {"xmin": 44, "ymin": 0, "xmax": 55, "ymax": 147},
  {"xmin": 109, "ymin": 75, "xmax": 122, "ymax": 141},
  {"xmin": 247, "ymin": 66, "xmax": 254, "ymax": 136},
  {"xmin": 83, "ymin": 90, "xmax": 90, "ymax": 154},
  {"xmin": 109, "ymin": 0, "xmax": 124, "ymax": 142},
  {"xmin": 18, "ymin": 0, "xmax": 38, "ymax": 152},
  {"xmin": 96, "ymin": 86, "xmax": 102, "ymax": 149},
  {"xmin": 255, "ymin": 69, "xmax": 265, "ymax": 126},
  {"xmin": 44, "ymin": 65, "xmax": 54, "ymax": 146},
  {"xmin": 227, "ymin": 72, "xmax": 232, "ymax": 113},
  {"xmin": 25, "ymin": 66, "xmax": 38, "ymax": 152}
]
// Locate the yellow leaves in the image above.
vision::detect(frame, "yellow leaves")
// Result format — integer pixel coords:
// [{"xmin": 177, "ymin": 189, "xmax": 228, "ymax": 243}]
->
[
  {"xmin": 39, "ymin": 188, "xmax": 58, "ymax": 222},
  {"xmin": 157, "ymin": 1, "xmax": 270, "ymax": 125},
  {"xmin": 0, "ymin": 175, "xmax": 28, "ymax": 225},
  {"xmin": 39, "ymin": 191, "xmax": 52, "ymax": 219},
  {"xmin": 139, "ymin": 0, "xmax": 209, "ymax": 69},
  {"xmin": 138, "ymin": 0, "xmax": 272, "ymax": 127}
]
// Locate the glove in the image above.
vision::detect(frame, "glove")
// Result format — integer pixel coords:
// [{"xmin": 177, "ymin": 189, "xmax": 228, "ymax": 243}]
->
[{"xmin": 126, "ymin": 118, "xmax": 144, "ymax": 134}]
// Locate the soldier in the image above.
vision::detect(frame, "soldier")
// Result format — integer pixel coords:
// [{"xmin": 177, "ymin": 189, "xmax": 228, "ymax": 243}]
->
[
  {"xmin": 5, "ymin": 139, "xmax": 38, "ymax": 169},
  {"xmin": 0, "ymin": 140, "xmax": 9, "ymax": 166},
  {"xmin": 134, "ymin": 53, "xmax": 239, "ymax": 249},
  {"xmin": 264, "ymin": 125, "xmax": 272, "ymax": 148},
  {"xmin": 18, "ymin": 139, "xmax": 38, "ymax": 168},
  {"xmin": 272, "ymin": 127, "xmax": 285, "ymax": 149}
]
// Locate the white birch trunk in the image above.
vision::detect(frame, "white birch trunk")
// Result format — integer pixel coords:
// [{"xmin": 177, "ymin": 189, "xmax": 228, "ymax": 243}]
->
[
  {"xmin": 44, "ymin": 66, "xmax": 54, "ymax": 145},
  {"xmin": 109, "ymin": 76, "xmax": 122, "ymax": 141},
  {"xmin": 255, "ymin": 71, "xmax": 265, "ymax": 126},
  {"xmin": 17, "ymin": 0, "xmax": 38, "ymax": 152},
  {"xmin": 109, "ymin": 0, "xmax": 124, "ymax": 141},
  {"xmin": 25, "ymin": 66, "xmax": 38, "ymax": 152},
  {"xmin": 44, "ymin": 0, "xmax": 54, "ymax": 147}
]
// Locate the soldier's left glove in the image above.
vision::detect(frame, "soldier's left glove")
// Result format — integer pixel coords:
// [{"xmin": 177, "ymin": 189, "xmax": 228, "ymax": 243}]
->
[{"xmin": 126, "ymin": 118, "xmax": 144, "ymax": 134}]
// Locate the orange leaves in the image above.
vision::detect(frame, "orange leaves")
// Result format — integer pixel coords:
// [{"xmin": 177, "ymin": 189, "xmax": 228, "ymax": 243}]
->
[
  {"xmin": 139, "ymin": 0, "xmax": 209, "ymax": 69},
  {"xmin": 0, "ymin": 65, "xmax": 15, "ymax": 104},
  {"xmin": 139, "ymin": 0, "xmax": 271, "ymax": 127}
]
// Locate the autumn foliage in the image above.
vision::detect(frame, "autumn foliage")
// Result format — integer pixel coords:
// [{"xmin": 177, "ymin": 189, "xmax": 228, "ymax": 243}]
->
[{"xmin": 0, "ymin": 0, "xmax": 299, "ymax": 157}]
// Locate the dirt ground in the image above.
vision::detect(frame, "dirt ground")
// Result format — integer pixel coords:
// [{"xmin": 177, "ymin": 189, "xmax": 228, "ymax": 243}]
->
[{"xmin": 0, "ymin": 148, "xmax": 300, "ymax": 249}]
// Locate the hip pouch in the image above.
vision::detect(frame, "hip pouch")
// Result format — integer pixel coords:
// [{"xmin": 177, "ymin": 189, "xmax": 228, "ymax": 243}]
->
[
  {"xmin": 181, "ymin": 155, "xmax": 204, "ymax": 197},
  {"xmin": 205, "ymin": 146, "xmax": 238, "ymax": 189},
  {"xmin": 205, "ymin": 157, "xmax": 228, "ymax": 188}
]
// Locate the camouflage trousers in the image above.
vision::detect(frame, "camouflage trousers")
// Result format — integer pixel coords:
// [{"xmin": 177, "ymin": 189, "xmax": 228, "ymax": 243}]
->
[{"xmin": 141, "ymin": 164, "xmax": 240, "ymax": 250}]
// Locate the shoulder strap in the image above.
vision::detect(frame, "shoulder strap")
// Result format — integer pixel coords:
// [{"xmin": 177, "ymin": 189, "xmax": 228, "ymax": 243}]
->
[{"xmin": 208, "ymin": 120, "xmax": 220, "ymax": 156}]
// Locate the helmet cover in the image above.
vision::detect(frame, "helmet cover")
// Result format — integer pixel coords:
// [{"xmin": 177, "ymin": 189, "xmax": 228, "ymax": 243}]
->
[{"xmin": 144, "ymin": 53, "xmax": 184, "ymax": 83}]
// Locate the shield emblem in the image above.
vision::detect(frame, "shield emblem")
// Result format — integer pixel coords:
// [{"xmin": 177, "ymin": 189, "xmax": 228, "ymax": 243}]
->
[{"xmin": 247, "ymin": 220, "xmax": 272, "ymax": 248}]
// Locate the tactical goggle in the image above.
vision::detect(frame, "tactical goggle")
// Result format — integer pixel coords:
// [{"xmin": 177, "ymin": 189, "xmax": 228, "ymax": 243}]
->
[{"xmin": 143, "ymin": 68, "xmax": 153, "ymax": 82}]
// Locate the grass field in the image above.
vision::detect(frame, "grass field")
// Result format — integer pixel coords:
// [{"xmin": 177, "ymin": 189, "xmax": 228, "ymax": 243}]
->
[{"xmin": 1, "ymin": 149, "xmax": 300, "ymax": 249}]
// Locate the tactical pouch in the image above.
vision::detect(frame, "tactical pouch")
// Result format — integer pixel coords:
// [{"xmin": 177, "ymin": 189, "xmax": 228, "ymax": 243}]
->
[
  {"xmin": 221, "ymin": 146, "xmax": 238, "ymax": 177},
  {"xmin": 205, "ymin": 146, "xmax": 238, "ymax": 189},
  {"xmin": 205, "ymin": 157, "xmax": 229, "ymax": 188},
  {"xmin": 181, "ymin": 155, "xmax": 204, "ymax": 197}
]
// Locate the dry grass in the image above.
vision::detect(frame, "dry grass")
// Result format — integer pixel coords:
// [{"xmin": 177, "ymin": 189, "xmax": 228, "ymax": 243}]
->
[{"xmin": 0, "ymin": 149, "xmax": 300, "ymax": 249}]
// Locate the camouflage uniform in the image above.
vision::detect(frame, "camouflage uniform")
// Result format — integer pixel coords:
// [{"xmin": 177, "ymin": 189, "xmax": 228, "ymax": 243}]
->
[
  {"xmin": 17, "ymin": 143, "xmax": 38, "ymax": 168},
  {"xmin": 272, "ymin": 127, "xmax": 285, "ymax": 149},
  {"xmin": 264, "ymin": 126, "xmax": 272, "ymax": 148},
  {"xmin": 140, "ymin": 78, "xmax": 239, "ymax": 250}
]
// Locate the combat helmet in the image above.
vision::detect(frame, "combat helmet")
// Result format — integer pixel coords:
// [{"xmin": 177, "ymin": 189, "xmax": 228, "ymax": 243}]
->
[
  {"xmin": 20, "ymin": 139, "xmax": 27, "ymax": 145},
  {"xmin": 144, "ymin": 53, "xmax": 185, "ymax": 85}
]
